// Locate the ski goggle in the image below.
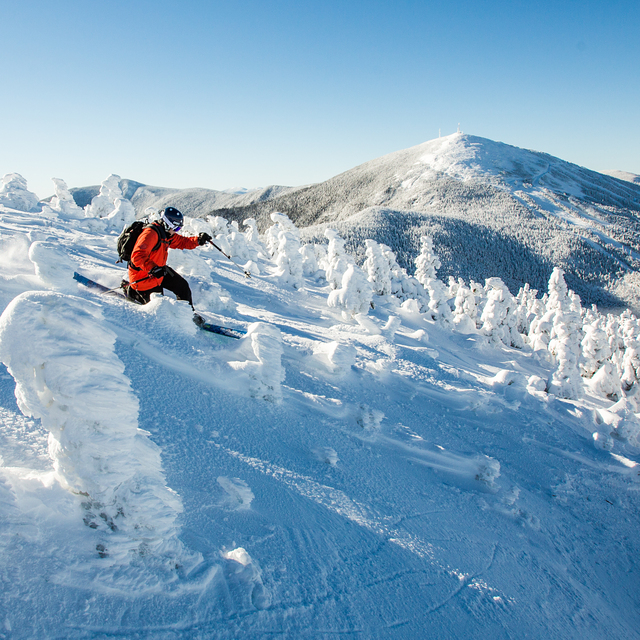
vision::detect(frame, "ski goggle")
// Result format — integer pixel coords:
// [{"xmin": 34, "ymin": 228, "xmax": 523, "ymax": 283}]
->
[{"xmin": 161, "ymin": 213, "xmax": 183, "ymax": 231}]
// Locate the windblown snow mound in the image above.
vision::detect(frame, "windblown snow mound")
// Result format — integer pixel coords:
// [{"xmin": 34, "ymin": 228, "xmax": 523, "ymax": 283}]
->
[
  {"xmin": 229, "ymin": 322, "xmax": 284, "ymax": 403},
  {"xmin": 0, "ymin": 291, "xmax": 185, "ymax": 565}
]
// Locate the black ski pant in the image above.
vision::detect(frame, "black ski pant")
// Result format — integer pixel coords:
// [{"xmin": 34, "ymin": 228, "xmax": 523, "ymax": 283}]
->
[{"xmin": 127, "ymin": 266, "xmax": 194, "ymax": 308}]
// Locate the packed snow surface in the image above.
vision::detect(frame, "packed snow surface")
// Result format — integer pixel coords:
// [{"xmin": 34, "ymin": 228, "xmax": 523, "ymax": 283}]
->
[{"xmin": 0, "ymin": 191, "xmax": 639, "ymax": 638}]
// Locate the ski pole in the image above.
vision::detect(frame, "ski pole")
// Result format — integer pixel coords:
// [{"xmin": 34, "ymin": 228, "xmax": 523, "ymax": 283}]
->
[{"xmin": 206, "ymin": 240, "xmax": 252, "ymax": 278}]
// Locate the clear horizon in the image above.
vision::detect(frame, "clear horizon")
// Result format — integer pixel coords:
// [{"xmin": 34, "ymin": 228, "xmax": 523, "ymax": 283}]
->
[{"xmin": 2, "ymin": 0, "xmax": 639, "ymax": 199}]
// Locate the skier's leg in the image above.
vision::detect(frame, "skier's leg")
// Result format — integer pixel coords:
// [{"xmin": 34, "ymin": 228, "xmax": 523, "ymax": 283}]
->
[
  {"xmin": 161, "ymin": 267, "xmax": 194, "ymax": 307},
  {"xmin": 126, "ymin": 284, "xmax": 162, "ymax": 305}
]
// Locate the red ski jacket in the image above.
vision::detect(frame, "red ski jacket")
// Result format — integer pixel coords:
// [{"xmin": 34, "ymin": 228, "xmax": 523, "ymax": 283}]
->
[{"xmin": 129, "ymin": 223, "xmax": 199, "ymax": 291}]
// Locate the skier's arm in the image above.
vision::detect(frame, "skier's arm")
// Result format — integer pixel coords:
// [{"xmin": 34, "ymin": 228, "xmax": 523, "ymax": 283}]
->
[{"xmin": 168, "ymin": 234, "xmax": 199, "ymax": 250}]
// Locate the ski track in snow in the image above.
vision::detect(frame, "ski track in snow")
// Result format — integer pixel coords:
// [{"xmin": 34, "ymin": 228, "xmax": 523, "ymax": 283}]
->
[{"xmin": 214, "ymin": 441, "xmax": 512, "ymax": 610}]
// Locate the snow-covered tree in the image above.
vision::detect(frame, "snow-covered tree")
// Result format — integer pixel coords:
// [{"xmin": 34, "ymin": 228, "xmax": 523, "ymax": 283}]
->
[
  {"xmin": 514, "ymin": 283, "xmax": 537, "ymax": 336},
  {"xmin": 605, "ymin": 314, "xmax": 626, "ymax": 379},
  {"xmin": 588, "ymin": 362, "xmax": 622, "ymax": 400},
  {"xmin": 363, "ymin": 239, "xmax": 393, "ymax": 296},
  {"xmin": 527, "ymin": 294, "xmax": 552, "ymax": 352},
  {"xmin": 414, "ymin": 234, "xmax": 439, "ymax": 284},
  {"xmin": 85, "ymin": 174, "xmax": 124, "ymax": 218},
  {"xmin": 380, "ymin": 242, "xmax": 429, "ymax": 310},
  {"xmin": 206, "ymin": 216, "xmax": 233, "ymax": 256},
  {"xmin": 0, "ymin": 173, "xmax": 40, "ymax": 212},
  {"xmin": 448, "ymin": 276, "xmax": 464, "ymax": 299},
  {"xmin": 243, "ymin": 218, "xmax": 269, "ymax": 261},
  {"xmin": 619, "ymin": 314, "xmax": 640, "ymax": 391},
  {"xmin": 300, "ymin": 243, "xmax": 326, "ymax": 278},
  {"xmin": 580, "ymin": 317, "xmax": 611, "ymax": 378},
  {"xmin": 321, "ymin": 229, "xmax": 354, "ymax": 290},
  {"xmin": 243, "ymin": 217, "xmax": 261, "ymax": 246},
  {"xmin": 546, "ymin": 268, "xmax": 583, "ymax": 398},
  {"xmin": 42, "ymin": 178, "xmax": 84, "ymax": 219},
  {"xmin": 453, "ymin": 280, "xmax": 478, "ymax": 332},
  {"xmin": 217, "ymin": 220, "xmax": 254, "ymax": 265},
  {"xmin": 327, "ymin": 263, "xmax": 373, "ymax": 319},
  {"xmin": 414, "ymin": 235, "xmax": 452, "ymax": 325},
  {"xmin": 104, "ymin": 197, "xmax": 137, "ymax": 231},
  {"xmin": 265, "ymin": 212, "xmax": 299, "ymax": 256},
  {"xmin": 480, "ymin": 278, "xmax": 523, "ymax": 348},
  {"xmin": 266, "ymin": 212, "xmax": 304, "ymax": 289},
  {"xmin": 81, "ymin": 174, "xmax": 136, "ymax": 231}
]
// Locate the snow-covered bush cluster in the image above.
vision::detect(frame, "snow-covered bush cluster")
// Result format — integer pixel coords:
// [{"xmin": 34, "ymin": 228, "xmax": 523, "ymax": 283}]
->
[
  {"xmin": 259, "ymin": 212, "xmax": 640, "ymax": 436},
  {"xmin": 0, "ymin": 172, "xmax": 137, "ymax": 233}
]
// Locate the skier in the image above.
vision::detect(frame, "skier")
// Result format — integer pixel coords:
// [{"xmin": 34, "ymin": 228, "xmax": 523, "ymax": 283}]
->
[{"xmin": 126, "ymin": 207, "xmax": 211, "ymax": 308}]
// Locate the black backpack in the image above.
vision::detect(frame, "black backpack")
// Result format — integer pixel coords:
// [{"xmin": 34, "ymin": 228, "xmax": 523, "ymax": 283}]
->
[{"xmin": 116, "ymin": 220, "xmax": 162, "ymax": 264}]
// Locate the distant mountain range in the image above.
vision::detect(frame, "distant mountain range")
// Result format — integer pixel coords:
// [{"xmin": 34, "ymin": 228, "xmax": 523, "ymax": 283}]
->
[{"xmin": 72, "ymin": 134, "xmax": 640, "ymax": 311}]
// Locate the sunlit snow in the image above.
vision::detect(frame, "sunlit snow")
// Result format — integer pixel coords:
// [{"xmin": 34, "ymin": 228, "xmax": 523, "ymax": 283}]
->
[{"xmin": 0, "ymin": 173, "xmax": 639, "ymax": 638}]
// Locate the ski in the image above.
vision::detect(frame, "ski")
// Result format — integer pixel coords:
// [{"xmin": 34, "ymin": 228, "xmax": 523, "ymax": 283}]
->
[
  {"xmin": 73, "ymin": 272, "xmax": 246, "ymax": 339},
  {"xmin": 73, "ymin": 271, "xmax": 127, "ymax": 298},
  {"xmin": 195, "ymin": 319, "xmax": 246, "ymax": 339}
]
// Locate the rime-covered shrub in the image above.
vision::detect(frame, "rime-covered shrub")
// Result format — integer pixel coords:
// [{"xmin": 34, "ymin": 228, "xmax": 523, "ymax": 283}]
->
[
  {"xmin": 480, "ymin": 277, "xmax": 523, "ymax": 348},
  {"xmin": 265, "ymin": 212, "xmax": 304, "ymax": 289},
  {"xmin": 580, "ymin": 317, "xmax": 611, "ymax": 378},
  {"xmin": 327, "ymin": 263, "xmax": 373, "ymax": 319},
  {"xmin": 321, "ymin": 229, "xmax": 355, "ymax": 290},
  {"xmin": 414, "ymin": 235, "xmax": 452, "ymax": 325},
  {"xmin": 0, "ymin": 173, "xmax": 40, "ymax": 212},
  {"xmin": 547, "ymin": 268, "xmax": 583, "ymax": 398},
  {"xmin": 364, "ymin": 239, "xmax": 428, "ymax": 310},
  {"xmin": 41, "ymin": 178, "xmax": 84, "ymax": 220},
  {"xmin": 453, "ymin": 280, "xmax": 478, "ymax": 332}
]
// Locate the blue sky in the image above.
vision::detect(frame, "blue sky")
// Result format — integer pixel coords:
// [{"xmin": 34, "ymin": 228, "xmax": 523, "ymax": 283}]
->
[{"xmin": 2, "ymin": 0, "xmax": 639, "ymax": 198}]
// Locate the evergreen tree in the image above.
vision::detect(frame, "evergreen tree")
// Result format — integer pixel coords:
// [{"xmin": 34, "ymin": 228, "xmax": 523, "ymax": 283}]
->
[
  {"xmin": 414, "ymin": 235, "xmax": 452, "ymax": 325},
  {"xmin": 322, "ymin": 229, "xmax": 354, "ymax": 289},
  {"xmin": 546, "ymin": 268, "xmax": 583, "ymax": 398},
  {"xmin": 328, "ymin": 263, "xmax": 374, "ymax": 319}
]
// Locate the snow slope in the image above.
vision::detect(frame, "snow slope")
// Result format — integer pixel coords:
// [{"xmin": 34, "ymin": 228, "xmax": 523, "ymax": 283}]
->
[{"xmin": 0, "ymin": 203, "xmax": 639, "ymax": 638}]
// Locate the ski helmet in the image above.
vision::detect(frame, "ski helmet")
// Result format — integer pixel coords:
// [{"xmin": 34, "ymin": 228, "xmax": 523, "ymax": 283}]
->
[{"xmin": 161, "ymin": 206, "xmax": 183, "ymax": 231}]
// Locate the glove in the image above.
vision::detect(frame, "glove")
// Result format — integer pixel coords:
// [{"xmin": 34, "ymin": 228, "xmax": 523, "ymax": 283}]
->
[
  {"xmin": 198, "ymin": 232, "xmax": 213, "ymax": 246},
  {"xmin": 150, "ymin": 265, "xmax": 167, "ymax": 278}
]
